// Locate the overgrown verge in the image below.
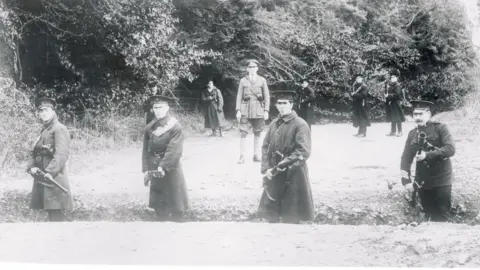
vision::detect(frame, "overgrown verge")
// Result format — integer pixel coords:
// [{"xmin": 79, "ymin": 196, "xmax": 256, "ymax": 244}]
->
[{"xmin": 0, "ymin": 188, "xmax": 478, "ymax": 225}]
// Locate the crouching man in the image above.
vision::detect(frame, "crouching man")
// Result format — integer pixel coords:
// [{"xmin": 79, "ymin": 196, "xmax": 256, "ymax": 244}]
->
[
  {"xmin": 400, "ymin": 100, "xmax": 456, "ymax": 222},
  {"xmin": 142, "ymin": 95, "xmax": 189, "ymax": 222},
  {"xmin": 258, "ymin": 90, "xmax": 315, "ymax": 224}
]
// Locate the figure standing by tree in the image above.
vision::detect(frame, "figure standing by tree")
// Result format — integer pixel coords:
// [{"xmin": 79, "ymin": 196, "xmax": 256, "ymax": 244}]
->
[
  {"xmin": 142, "ymin": 95, "xmax": 189, "ymax": 222},
  {"xmin": 235, "ymin": 59, "xmax": 270, "ymax": 164},
  {"xmin": 385, "ymin": 69, "xmax": 406, "ymax": 137},
  {"xmin": 295, "ymin": 79, "xmax": 316, "ymax": 130},
  {"xmin": 351, "ymin": 73, "xmax": 371, "ymax": 137},
  {"xmin": 201, "ymin": 80, "xmax": 226, "ymax": 137},
  {"xmin": 27, "ymin": 97, "xmax": 73, "ymax": 222}
]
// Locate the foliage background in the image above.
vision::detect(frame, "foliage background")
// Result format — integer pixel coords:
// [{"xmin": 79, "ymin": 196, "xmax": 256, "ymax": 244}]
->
[{"xmin": 0, "ymin": 0, "xmax": 478, "ymax": 166}]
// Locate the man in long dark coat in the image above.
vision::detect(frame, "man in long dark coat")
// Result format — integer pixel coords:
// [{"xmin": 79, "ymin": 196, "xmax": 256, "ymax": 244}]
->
[
  {"xmin": 296, "ymin": 79, "xmax": 316, "ymax": 130},
  {"xmin": 201, "ymin": 80, "xmax": 226, "ymax": 137},
  {"xmin": 142, "ymin": 95, "xmax": 189, "ymax": 222},
  {"xmin": 27, "ymin": 97, "xmax": 73, "ymax": 222},
  {"xmin": 351, "ymin": 74, "xmax": 371, "ymax": 137},
  {"xmin": 258, "ymin": 90, "xmax": 315, "ymax": 224},
  {"xmin": 400, "ymin": 100, "xmax": 456, "ymax": 222},
  {"xmin": 236, "ymin": 59, "xmax": 270, "ymax": 164},
  {"xmin": 385, "ymin": 69, "xmax": 406, "ymax": 137}
]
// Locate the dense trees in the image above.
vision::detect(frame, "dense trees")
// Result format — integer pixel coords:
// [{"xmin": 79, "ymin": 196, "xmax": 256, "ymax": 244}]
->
[{"xmin": 0, "ymin": 0, "xmax": 477, "ymax": 119}]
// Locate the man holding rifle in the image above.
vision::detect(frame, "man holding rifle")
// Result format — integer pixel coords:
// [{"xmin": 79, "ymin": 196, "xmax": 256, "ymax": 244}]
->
[
  {"xmin": 27, "ymin": 97, "xmax": 72, "ymax": 222},
  {"xmin": 400, "ymin": 100, "xmax": 456, "ymax": 222},
  {"xmin": 142, "ymin": 95, "xmax": 189, "ymax": 222},
  {"xmin": 258, "ymin": 90, "xmax": 314, "ymax": 224}
]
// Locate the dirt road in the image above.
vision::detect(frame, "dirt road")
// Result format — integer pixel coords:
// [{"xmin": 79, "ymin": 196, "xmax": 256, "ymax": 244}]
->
[{"xmin": 0, "ymin": 222, "xmax": 479, "ymax": 267}]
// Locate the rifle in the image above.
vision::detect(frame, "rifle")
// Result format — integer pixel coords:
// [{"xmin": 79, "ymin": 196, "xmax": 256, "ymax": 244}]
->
[
  {"xmin": 262, "ymin": 153, "xmax": 304, "ymax": 202},
  {"xmin": 410, "ymin": 132, "xmax": 435, "ymax": 207},
  {"xmin": 32, "ymin": 169, "xmax": 70, "ymax": 195},
  {"xmin": 144, "ymin": 170, "xmax": 165, "ymax": 186}
]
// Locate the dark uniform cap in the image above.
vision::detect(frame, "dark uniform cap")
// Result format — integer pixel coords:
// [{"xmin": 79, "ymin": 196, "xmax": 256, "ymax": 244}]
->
[
  {"xmin": 148, "ymin": 95, "xmax": 174, "ymax": 105},
  {"xmin": 272, "ymin": 90, "xmax": 296, "ymax": 101},
  {"xmin": 410, "ymin": 100, "xmax": 434, "ymax": 111},
  {"xmin": 35, "ymin": 97, "xmax": 56, "ymax": 109},
  {"xmin": 389, "ymin": 69, "xmax": 400, "ymax": 77},
  {"xmin": 246, "ymin": 59, "xmax": 260, "ymax": 67}
]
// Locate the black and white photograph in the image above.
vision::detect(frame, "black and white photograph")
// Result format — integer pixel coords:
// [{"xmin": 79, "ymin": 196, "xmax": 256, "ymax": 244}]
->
[{"xmin": 0, "ymin": 0, "xmax": 480, "ymax": 268}]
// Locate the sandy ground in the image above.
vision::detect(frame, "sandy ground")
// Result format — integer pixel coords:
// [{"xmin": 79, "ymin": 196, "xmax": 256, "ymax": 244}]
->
[
  {"xmin": 0, "ymin": 222, "xmax": 479, "ymax": 267},
  {"xmin": 1, "ymin": 121, "xmax": 480, "ymax": 266}
]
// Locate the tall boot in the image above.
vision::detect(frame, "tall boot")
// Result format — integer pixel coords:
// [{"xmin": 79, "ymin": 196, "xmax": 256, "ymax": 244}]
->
[
  {"xmin": 238, "ymin": 137, "xmax": 246, "ymax": 164},
  {"xmin": 253, "ymin": 135, "xmax": 261, "ymax": 162}
]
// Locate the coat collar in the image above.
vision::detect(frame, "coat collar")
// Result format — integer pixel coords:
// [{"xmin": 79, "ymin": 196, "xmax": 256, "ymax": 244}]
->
[
  {"xmin": 279, "ymin": 111, "xmax": 297, "ymax": 123},
  {"xmin": 41, "ymin": 114, "xmax": 58, "ymax": 130}
]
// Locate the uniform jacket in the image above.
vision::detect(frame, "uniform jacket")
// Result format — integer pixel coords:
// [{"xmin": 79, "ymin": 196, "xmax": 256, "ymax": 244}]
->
[
  {"xmin": 236, "ymin": 75, "xmax": 270, "ymax": 119},
  {"xmin": 296, "ymin": 86, "xmax": 316, "ymax": 126},
  {"xmin": 400, "ymin": 121, "xmax": 456, "ymax": 189},
  {"xmin": 142, "ymin": 115, "xmax": 188, "ymax": 212},
  {"xmin": 26, "ymin": 115, "xmax": 73, "ymax": 210},
  {"xmin": 258, "ymin": 111, "xmax": 314, "ymax": 222},
  {"xmin": 351, "ymin": 82, "xmax": 371, "ymax": 127},
  {"xmin": 385, "ymin": 81, "xmax": 405, "ymax": 122}
]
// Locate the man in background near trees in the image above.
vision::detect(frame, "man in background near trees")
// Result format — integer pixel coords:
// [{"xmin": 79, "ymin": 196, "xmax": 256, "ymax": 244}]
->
[
  {"xmin": 201, "ymin": 80, "xmax": 226, "ymax": 137},
  {"xmin": 400, "ymin": 100, "xmax": 456, "ymax": 222},
  {"xmin": 350, "ymin": 73, "xmax": 371, "ymax": 137},
  {"xmin": 295, "ymin": 79, "xmax": 316, "ymax": 130},
  {"xmin": 385, "ymin": 69, "xmax": 406, "ymax": 137},
  {"xmin": 142, "ymin": 95, "xmax": 189, "ymax": 222},
  {"xmin": 235, "ymin": 59, "xmax": 270, "ymax": 164},
  {"xmin": 258, "ymin": 90, "xmax": 314, "ymax": 224},
  {"xmin": 27, "ymin": 97, "xmax": 73, "ymax": 222}
]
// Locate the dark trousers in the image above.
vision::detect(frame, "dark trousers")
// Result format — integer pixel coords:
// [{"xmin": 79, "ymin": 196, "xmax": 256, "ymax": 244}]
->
[
  {"xmin": 390, "ymin": 122, "xmax": 402, "ymax": 133},
  {"xmin": 47, "ymin": 210, "xmax": 66, "ymax": 222},
  {"xmin": 419, "ymin": 185, "xmax": 452, "ymax": 222},
  {"xmin": 358, "ymin": 125, "xmax": 367, "ymax": 135}
]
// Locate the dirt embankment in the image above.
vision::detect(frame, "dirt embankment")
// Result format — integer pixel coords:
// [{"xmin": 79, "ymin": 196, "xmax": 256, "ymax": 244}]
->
[{"xmin": 0, "ymin": 121, "xmax": 479, "ymax": 225}]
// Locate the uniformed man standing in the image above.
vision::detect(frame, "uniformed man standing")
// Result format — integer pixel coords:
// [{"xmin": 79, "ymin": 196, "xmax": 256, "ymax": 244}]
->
[
  {"xmin": 27, "ymin": 97, "xmax": 73, "ymax": 222},
  {"xmin": 296, "ymin": 79, "xmax": 316, "ymax": 130},
  {"xmin": 351, "ymin": 73, "xmax": 371, "ymax": 137},
  {"xmin": 385, "ymin": 69, "xmax": 406, "ymax": 137},
  {"xmin": 258, "ymin": 90, "xmax": 315, "ymax": 224},
  {"xmin": 400, "ymin": 100, "xmax": 456, "ymax": 222},
  {"xmin": 235, "ymin": 59, "xmax": 270, "ymax": 164},
  {"xmin": 142, "ymin": 95, "xmax": 189, "ymax": 222}
]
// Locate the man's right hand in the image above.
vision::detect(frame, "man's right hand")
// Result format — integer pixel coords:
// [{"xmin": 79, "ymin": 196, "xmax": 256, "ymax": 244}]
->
[
  {"xmin": 29, "ymin": 167, "xmax": 39, "ymax": 175},
  {"xmin": 265, "ymin": 168, "xmax": 273, "ymax": 180},
  {"xmin": 144, "ymin": 172, "xmax": 150, "ymax": 186},
  {"xmin": 236, "ymin": 110, "xmax": 241, "ymax": 121}
]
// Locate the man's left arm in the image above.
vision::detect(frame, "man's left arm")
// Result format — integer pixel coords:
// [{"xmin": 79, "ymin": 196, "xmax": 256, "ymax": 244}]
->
[
  {"xmin": 425, "ymin": 124, "xmax": 456, "ymax": 161},
  {"xmin": 262, "ymin": 78, "xmax": 270, "ymax": 111},
  {"xmin": 279, "ymin": 123, "xmax": 311, "ymax": 166},
  {"xmin": 158, "ymin": 125, "xmax": 184, "ymax": 173},
  {"xmin": 44, "ymin": 126, "xmax": 70, "ymax": 178}
]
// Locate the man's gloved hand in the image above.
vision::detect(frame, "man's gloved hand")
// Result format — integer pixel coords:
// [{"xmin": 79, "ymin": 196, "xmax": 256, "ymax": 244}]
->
[
  {"xmin": 217, "ymin": 109, "xmax": 222, "ymax": 113},
  {"xmin": 264, "ymin": 168, "xmax": 273, "ymax": 180},
  {"xmin": 157, "ymin": 166, "xmax": 166, "ymax": 178},
  {"xmin": 415, "ymin": 151, "xmax": 427, "ymax": 162},
  {"xmin": 29, "ymin": 167, "xmax": 39, "ymax": 175}
]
